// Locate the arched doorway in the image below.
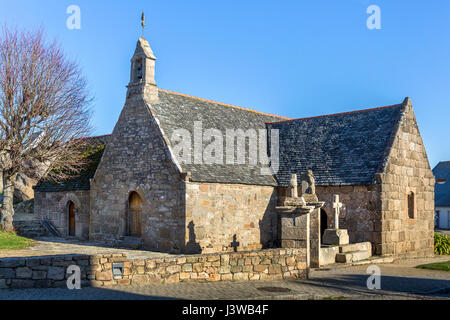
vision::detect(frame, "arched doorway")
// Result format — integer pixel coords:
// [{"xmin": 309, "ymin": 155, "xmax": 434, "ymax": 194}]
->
[
  {"xmin": 68, "ymin": 201, "xmax": 76, "ymax": 236},
  {"xmin": 320, "ymin": 208, "xmax": 328, "ymax": 243},
  {"xmin": 128, "ymin": 192, "xmax": 142, "ymax": 237}
]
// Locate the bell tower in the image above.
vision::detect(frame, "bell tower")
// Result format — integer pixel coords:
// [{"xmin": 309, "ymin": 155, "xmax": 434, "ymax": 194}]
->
[{"xmin": 127, "ymin": 12, "xmax": 159, "ymax": 103}]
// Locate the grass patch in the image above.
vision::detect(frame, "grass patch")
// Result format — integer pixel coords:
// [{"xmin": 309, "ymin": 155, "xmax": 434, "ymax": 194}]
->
[
  {"xmin": 0, "ymin": 231, "xmax": 34, "ymax": 250},
  {"xmin": 416, "ymin": 261, "xmax": 450, "ymax": 272}
]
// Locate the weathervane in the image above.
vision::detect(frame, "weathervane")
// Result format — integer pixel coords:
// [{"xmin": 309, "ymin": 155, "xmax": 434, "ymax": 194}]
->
[{"xmin": 141, "ymin": 11, "xmax": 146, "ymax": 38}]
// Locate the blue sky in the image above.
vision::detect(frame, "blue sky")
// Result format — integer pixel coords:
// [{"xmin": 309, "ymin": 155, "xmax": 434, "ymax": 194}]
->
[{"xmin": 0, "ymin": 0, "xmax": 449, "ymax": 168}]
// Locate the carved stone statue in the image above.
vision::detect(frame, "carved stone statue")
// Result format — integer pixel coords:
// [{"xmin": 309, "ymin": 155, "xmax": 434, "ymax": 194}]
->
[
  {"xmin": 289, "ymin": 174, "xmax": 298, "ymax": 198},
  {"xmin": 305, "ymin": 170, "xmax": 315, "ymax": 195}
]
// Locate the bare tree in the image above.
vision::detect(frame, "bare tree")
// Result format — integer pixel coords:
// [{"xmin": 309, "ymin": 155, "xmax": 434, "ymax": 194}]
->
[{"xmin": 0, "ymin": 27, "xmax": 92, "ymax": 232}]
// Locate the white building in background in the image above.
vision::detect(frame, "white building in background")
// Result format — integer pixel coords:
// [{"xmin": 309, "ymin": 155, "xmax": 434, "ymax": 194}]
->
[
  {"xmin": 433, "ymin": 161, "xmax": 450, "ymax": 229},
  {"xmin": 436, "ymin": 207, "xmax": 450, "ymax": 229}
]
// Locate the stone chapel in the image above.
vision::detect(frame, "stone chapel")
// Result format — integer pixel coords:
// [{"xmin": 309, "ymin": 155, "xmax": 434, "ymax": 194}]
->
[{"xmin": 34, "ymin": 36, "xmax": 435, "ymax": 263}]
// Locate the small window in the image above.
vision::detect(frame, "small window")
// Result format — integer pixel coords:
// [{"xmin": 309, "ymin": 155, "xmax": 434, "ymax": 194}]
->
[
  {"xmin": 407, "ymin": 192, "xmax": 415, "ymax": 219},
  {"xmin": 134, "ymin": 58, "xmax": 143, "ymax": 83}
]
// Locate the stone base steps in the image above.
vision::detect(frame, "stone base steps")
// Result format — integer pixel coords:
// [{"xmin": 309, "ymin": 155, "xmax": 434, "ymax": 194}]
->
[
  {"xmin": 336, "ymin": 250, "xmax": 371, "ymax": 263},
  {"xmin": 336, "ymin": 242, "xmax": 372, "ymax": 263},
  {"xmin": 351, "ymin": 256, "xmax": 395, "ymax": 266},
  {"xmin": 320, "ymin": 242, "xmax": 373, "ymax": 266},
  {"xmin": 40, "ymin": 220, "xmax": 62, "ymax": 237},
  {"xmin": 339, "ymin": 242, "xmax": 371, "ymax": 253},
  {"xmin": 13, "ymin": 220, "xmax": 51, "ymax": 238},
  {"xmin": 314, "ymin": 256, "xmax": 396, "ymax": 271},
  {"xmin": 114, "ymin": 237, "xmax": 143, "ymax": 249}
]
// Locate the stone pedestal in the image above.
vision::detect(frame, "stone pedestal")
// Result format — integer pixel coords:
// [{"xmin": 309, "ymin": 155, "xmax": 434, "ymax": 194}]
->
[
  {"xmin": 322, "ymin": 229, "xmax": 349, "ymax": 245},
  {"xmin": 278, "ymin": 211, "xmax": 310, "ymax": 249},
  {"xmin": 276, "ymin": 197, "xmax": 325, "ymax": 270}
]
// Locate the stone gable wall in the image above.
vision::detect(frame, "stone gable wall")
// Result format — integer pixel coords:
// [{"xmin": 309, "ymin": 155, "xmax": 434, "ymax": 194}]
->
[
  {"xmin": 89, "ymin": 94, "xmax": 186, "ymax": 253},
  {"xmin": 315, "ymin": 185, "xmax": 381, "ymax": 251},
  {"xmin": 185, "ymin": 182, "xmax": 278, "ymax": 254},
  {"xmin": 34, "ymin": 190, "xmax": 90, "ymax": 239},
  {"xmin": 310, "ymin": 104, "xmax": 434, "ymax": 258},
  {"xmin": 378, "ymin": 103, "xmax": 435, "ymax": 257},
  {"xmin": 0, "ymin": 248, "xmax": 307, "ymax": 289}
]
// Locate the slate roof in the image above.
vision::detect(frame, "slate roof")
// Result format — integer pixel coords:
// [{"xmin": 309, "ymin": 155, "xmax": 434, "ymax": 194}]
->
[
  {"xmin": 151, "ymin": 89, "xmax": 289, "ymax": 186},
  {"xmin": 433, "ymin": 161, "xmax": 450, "ymax": 207},
  {"xmin": 34, "ymin": 135, "xmax": 110, "ymax": 192},
  {"xmin": 34, "ymin": 90, "xmax": 408, "ymax": 191},
  {"xmin": 266, "ymin": 103, "xmax": 406, "ymax": 187}
]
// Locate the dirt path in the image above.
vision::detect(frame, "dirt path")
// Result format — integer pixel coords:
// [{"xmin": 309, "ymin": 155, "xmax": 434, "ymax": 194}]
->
[{"xmin": 0, "ymin": 237, "xmax": 170, "ymax": 260}]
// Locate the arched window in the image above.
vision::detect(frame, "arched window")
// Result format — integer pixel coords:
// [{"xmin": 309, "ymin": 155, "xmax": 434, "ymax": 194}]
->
[
  {"xmin": 134, "ymin": 58, "xmax": 143, "ymax": 82},
  {"xmin": 128, "ymin": 192, "xmax": 143, "ymax": 237},
  {"xmin": 407, "ymin": 192, "xmax": 415, "ymax": 219}
]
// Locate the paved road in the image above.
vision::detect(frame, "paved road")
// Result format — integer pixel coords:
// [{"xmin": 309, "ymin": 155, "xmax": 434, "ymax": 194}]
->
[{"xmin": 0, "ymin": 257, "xmax": 449, "ymax": 300}]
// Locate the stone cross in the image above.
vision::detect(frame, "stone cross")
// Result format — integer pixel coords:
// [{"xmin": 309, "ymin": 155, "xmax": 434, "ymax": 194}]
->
[
  {"xmin": 290, "ymin": 174, "xmax": 298, "ymax": 198},
  {"xmin": 332, "ymin": 194, "xmax": 343, "ymax": 229}
]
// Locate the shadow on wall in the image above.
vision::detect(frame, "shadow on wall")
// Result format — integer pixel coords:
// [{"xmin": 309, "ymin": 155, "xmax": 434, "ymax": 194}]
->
[
  {"xmin": 320, "ymin": 208, "xmax": 329, "ymax": 244},
  {"xmin": 259, "ymin": 190, "xmax": 279, "ymax": 249},
  {"xmin": 185, "ymin": 221, "xmax": 202, "ymax": 254}
]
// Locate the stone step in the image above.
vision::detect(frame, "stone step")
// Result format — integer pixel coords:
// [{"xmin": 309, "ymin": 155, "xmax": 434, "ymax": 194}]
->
[
  {"xmin": 319, "ymin": 246, "xmax": 340, "ymax": 266},
  {"xmin": 13, "ymin": 221, "xmax": 50, "ymax": 238},
  {"xmin": 114, "ymin": 237, "xmax": 143, "ymax": 249},
  {"xmin": 336, "ymin": 249, "xmax": 372, "ymax": 263},
  {"xmin": 339, "ymin": 242, "xmax": 372, "ymax": 253},
  {"xmin": 314, "ymin": 255, "xmax": 395, "ymax": 270},
  {"xmin": 40, "ymin": 220, "xmax": 62, "ymax": 237},
  {"xmin": 351, "ymin": 256, "xmax": 395, "ymax": 266}
]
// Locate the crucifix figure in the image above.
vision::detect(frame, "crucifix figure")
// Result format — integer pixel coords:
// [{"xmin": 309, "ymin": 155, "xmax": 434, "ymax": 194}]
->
[
  {"xmin": 290, "ymin": 174, "xmax": 298, "ymax": 198},
  {"xmin": 332, "ymin": 194, "xmax": 343, "ymax": 229},
  {"xmin": 305, "ymin": 170, "xmax": 315, "ymax": 194}
]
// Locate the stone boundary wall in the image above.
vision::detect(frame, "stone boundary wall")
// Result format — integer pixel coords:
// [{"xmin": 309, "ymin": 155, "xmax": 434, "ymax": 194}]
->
[{"xmin": 0, "ymin": 248, "xmax": 307, "ymax": 289}]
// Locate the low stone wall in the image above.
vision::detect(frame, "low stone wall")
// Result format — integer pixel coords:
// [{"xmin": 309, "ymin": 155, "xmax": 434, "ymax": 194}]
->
[{"xmin": 0, "ymin": 248, "xmax": 307, "ymax": 289}]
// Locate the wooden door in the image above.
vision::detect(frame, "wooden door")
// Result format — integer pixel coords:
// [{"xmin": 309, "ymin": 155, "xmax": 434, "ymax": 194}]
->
[
  {"xmin": 69, "ymin": 202, "xmax": 76, "ymax": 236},
  {"xmin": 129, "ymin": 192, "xmax": 142, "ymax": 236}
]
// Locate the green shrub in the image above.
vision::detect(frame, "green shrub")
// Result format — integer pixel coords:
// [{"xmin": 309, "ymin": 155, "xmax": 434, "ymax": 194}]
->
[{"xmin": 434, "ymin": 233, "xmax": 450, "ymax": 255}]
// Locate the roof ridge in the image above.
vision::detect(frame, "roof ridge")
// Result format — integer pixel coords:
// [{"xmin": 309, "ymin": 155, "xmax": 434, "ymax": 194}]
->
[
  {"xmin": 158, "ymin": 88, "xmax": 291, "ymax": 120},
  {"xmin": 87, "ymin": 134, "xmax": 111, "ymax": 139},
  {"xmin": 266, "ymin": 103, "xmax": 403, "ymax": 125}
]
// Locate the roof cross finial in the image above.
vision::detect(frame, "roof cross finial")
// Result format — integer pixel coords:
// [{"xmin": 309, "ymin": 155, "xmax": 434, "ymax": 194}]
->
[{"xmin": 141, "ymin": 11, "xmax": 146, "ymax": 38}]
